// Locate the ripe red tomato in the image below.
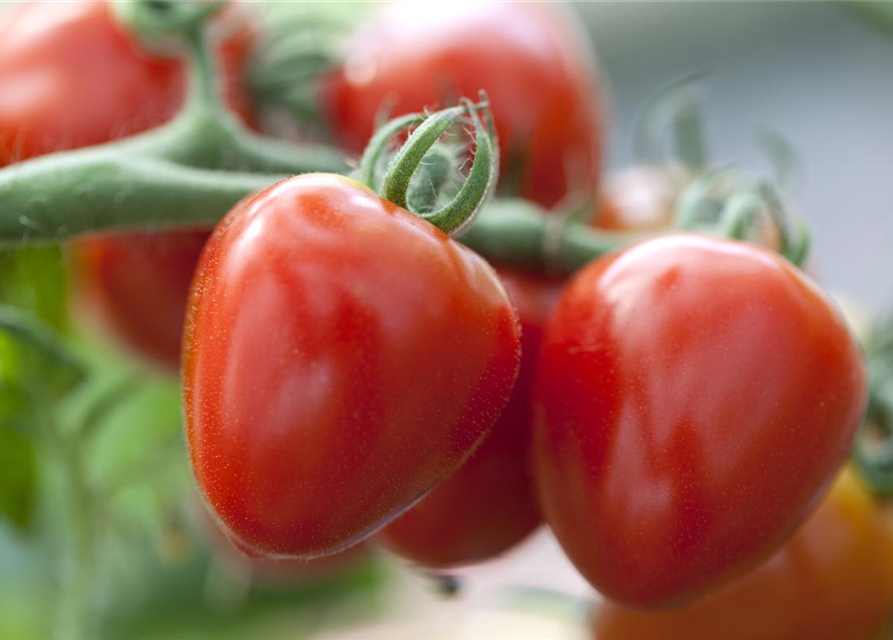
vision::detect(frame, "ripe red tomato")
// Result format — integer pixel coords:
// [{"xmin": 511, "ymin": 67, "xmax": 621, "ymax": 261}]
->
[
  {"xmin": 0, "ymin": 0, "xmax": 253, "ymax": 370},
  {"xmin": 184, "ymin": 174, "xmax": 521, "ymax": 559},
  {"xmin": 323, "ymin": 1, "xmax": 604, "ymax": 209},
  {"xmin": 593, "ymin": 467, "xmax": 893, "ymax": 640},
  {"xmin": 534, "ymin": 234, "xmax": 866, "ymax": 607},
  {"xmin": 379, "ymin": 270, "xmax": 562, "ymax": 567}
]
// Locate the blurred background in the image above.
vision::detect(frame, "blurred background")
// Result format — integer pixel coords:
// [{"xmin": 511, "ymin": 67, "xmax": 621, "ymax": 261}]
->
[{"xmin": 586, "ymin": 2, "xmax": 893, "ymax": 310}]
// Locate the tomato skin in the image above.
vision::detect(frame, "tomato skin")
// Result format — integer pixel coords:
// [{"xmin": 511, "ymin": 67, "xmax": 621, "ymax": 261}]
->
[
  {"xmin": 69, "ymin": 229, "xmax": 212, "ymax": 370},
  {"xmin": 594, "ymin": 467, "xmax": 893, "ymax": 640},
  {"xmin": 324, "ymin": 1, "xmax": 604, "ymax": 209},
  {"xmin": 0, "ymin": 0, "xmax": 253, "ymax": 164},
  {"xmin": 379, "ymin": 270, "xmax": 562, "ymax": 567},
  {"xmin": 184, "ymin": 174, "xmax": 521, "ymax": 558},
  {"xmin": 533, "ymin": 234, "xmax": 867, "ymax": 608},
  {"xmin": 0, "ymin": 0, "xmax": 254, "ymax": 370}
]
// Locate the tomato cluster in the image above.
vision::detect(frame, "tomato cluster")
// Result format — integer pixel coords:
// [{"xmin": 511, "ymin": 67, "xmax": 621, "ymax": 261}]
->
[{"xmin": 0, "ymin": 1, "xmax": 880, "ymax": 637}]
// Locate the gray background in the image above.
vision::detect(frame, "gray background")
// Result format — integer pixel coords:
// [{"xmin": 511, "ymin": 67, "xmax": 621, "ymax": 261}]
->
[{"xmin": 579, "ymin": 2, "xmax": 893, "ymax": 310}]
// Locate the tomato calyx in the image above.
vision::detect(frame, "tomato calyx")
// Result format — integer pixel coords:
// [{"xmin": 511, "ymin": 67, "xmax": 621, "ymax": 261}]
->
[
  {"xmin": 674, "ymin": 169, "xmax": 810, "ymax": 267},
  {"xmin": 356, "ymin": 96, "xmax": 497, "ymax": 235},
  {"xmin": 114, "ymin": 0, "xmax": 227, "ymax": 46}
]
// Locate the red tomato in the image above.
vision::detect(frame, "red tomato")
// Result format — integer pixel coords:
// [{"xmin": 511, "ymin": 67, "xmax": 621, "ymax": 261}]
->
[
  {"xmin": 594, "ymin": 467, "xmax": 893, "ymax": 640},
  {"xmin": 533, "ymin": 234, "xmax": 866, "ymax": 608},
  {"xmin": 184, "ymin": 174, "xmax": 521, "ymax": 559},
  {"xmin": 69, "ymin": 229, "xmax": 212, "ymax": 370},
  {"xmin": 323, "ymin": 1, "xmax": 604, "ymax": 209},
  {"xmin": 0, "ymin": 0, "xmax": 253, "ymax": 370},
  {"xmin": 379, "ymin": 270, "xmax": 563, "ymax": 567},
  {"xmin": 0, "ymin": 0, "xmax": 253, "ymax": 164}
]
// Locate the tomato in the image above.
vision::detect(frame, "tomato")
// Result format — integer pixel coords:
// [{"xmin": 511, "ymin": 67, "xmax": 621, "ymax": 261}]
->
[
  {"xmin": 184, "ymin": 173, "xmax": 521, "ymax": 559},
  {"xmin": 69, "ymin": 229, "xmax": 212, "ymax": 370},
  {"xmin": 594, "ymin": 164, "xmax": 688, "ymax": 232},
  {"xmin": 323, "ymin": 1, "xmax": 604, "ymax": 209},
  {"xmin": 379, "ymin": 270, "xmax": 562, "ymax": 567},
  {"xmin": 0, "ymin": 0, "xmax": 253, "ymax": 164},
  {"xmin": 0, "ymin": 0, "xmax": 253, "ymax": 370},
  {"xmin": 593, "ymin": 467, "xmax": 893, "ymax": 640},
  {"xmin": 533, "ymin": 234, "xmax": 866, "ymax": 608}
]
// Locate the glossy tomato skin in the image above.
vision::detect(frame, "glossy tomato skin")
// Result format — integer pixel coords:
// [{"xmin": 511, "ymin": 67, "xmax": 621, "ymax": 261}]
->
[
  {"xmin": 594, "ymin": 467, "xmax": 893, "ymax": 640},
  {"xmin": 184, "ymin": 174, "xmax": 521, "ymax": 559},
  {"xmin": 69, "ymin": 229, "xmax": 212, "ymax": 370},
  {"xmin": 379, "ymin": 270, "xmax": 563, "ymax": 567},
  {"xmin": 0, "ymin": 0, "xmax": 253, "ymax": 370},
  {"xmin": 324, "ymin": 1, "xmax": 604, "ymax": 209},
  {"xmin": 0, "ymin": 0, "xmax": 253, "ymax": 164},
  {"xmin": 534, "ymin": 234, "xmax": 866, "ymax": 608}
]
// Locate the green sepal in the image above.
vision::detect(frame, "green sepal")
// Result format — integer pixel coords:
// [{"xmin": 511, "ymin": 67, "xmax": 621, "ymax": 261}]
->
[{"xmin": 0, "ymin": 305, "xmax": 86, "ymax": 403}]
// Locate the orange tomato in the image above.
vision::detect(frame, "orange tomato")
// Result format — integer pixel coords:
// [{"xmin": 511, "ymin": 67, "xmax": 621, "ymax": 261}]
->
[{"xmin": 593, "ymin": 467, "xmax": 893, "ymax": 640}]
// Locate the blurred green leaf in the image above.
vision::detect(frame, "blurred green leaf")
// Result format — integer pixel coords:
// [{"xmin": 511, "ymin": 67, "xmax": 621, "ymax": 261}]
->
[
  {"xmin": 0, "ymin": 304, "xmax": 86, "ymax": 402},
  {"xmin": 0, "ymin": 245, "xmax": 69, "ymax": 332},
  {"xmin": 0, "ymin": 426, "xmax": 37, "ymax": 532}
]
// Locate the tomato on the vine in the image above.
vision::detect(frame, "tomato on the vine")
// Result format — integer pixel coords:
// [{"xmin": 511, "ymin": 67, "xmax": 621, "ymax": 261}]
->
[
  {"xmin": 533, "ymin": 234, "xmax": 866, "ymax": 607},
  {"xmin": 184, "ymin": 173, "xmax": 521, "ymax": 559},
  {"xmin": 323, "ymin": 1, "xmax": 605, "ymax": 209},
  {"xmin": 0, "ymin": 0, "xmax": 253, "ymax": 163},
  {"xmin": 379, "ymin": 270, "xmax": 562, "ymax": 567},
  {"xmin": 0, "ymin": 0, "xmax": 253, "ymax": 370},
  {"xmin": 594, "ymin": 467, "xmax": 893, "ymax": 640}
]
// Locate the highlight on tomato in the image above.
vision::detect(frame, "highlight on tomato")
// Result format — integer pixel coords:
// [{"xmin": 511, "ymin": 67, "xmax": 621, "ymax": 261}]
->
[
  {"xmin": 379, "ymin": 269, "xmax": 562, "ymax": 568},
  {"xmin": 533, "ymin": 234, "xmax": 867, "ymax": 608},
  {"xmin": 184, "ymin": 173, "xmax": 521, "ymax": 559},
  {"xmin": 322, "ymin": 1, "xmax": 605, "ymax": 208},
  {"xmin": 593, "ymin": 467, "xmax": 893, "ymax": 640}
]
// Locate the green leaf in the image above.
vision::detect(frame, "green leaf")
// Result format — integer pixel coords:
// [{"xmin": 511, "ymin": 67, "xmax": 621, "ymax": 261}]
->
[
  {"xmin": 0, "ymin": 245, "xmax": 69, "ymax": 332},
  {"xmin": 0, "ymin": 305, "xmax": 86, "ymax": 400},
  {"xmin": 0, "ymin": 427, "xmax": 37, "ymax": 532}
]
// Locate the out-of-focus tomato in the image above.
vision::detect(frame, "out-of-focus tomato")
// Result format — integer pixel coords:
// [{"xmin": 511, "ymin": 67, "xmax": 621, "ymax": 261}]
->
[
  {"xmin": 69, "ymin": 229, "xmax": 212, "ymax": 370},
  {"xmin": 379, "ymin": 270, "xmax": 563, "ymax": 567},
  {"xmin": 594, "ymin": 164, "xmax": 688, "ymax": 232},
  {"xmin": 324, "ymin": 1, "xmax": 604, "ymax": 209},
  {"xmin": 0, "ymin": 0, "xmax": 253, "ymax": 370},
  {"xmin": 0, "ymin": 0, "xmax": 252, "ymax": 164},
  {"xmin": 534, "ymin": 234, "xmax": 867, "ymax": 608},
  {"xmin": 594, "ymin": 467, "xmax": 893, "ymax": 640},
  {"xmin": 184, "ymin": 174, "xmax": 521, "ymax": 559}
]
